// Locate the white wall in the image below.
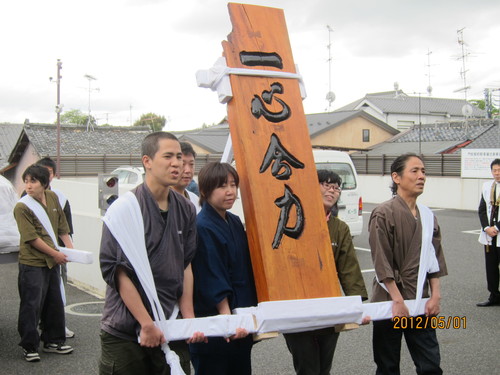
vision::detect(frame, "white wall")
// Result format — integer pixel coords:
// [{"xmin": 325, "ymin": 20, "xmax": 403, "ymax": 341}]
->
[
  {"xmin": 51, "ymin": 177, "xmax": 106, "ymax": 297},
  {"xmin": 358, "ymin": 175, "xmax": 488, "ymax": 211}
]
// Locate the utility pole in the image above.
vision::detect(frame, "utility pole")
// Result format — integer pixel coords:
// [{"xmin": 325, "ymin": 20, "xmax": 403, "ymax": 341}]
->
[
  {"xmin": 425, "ymin": 49, "xmax": 433, "ymax": 96},
  {"xmin": 412, "ymin": 91, "xmax": 424, "ymax": 155},
  {"xmin": 55, "ymin": 59, "xmax": 62, "ymax": 179},
  {"xmin": 325, "ymin": 25, "xmax": 335, "ymax": 111}
]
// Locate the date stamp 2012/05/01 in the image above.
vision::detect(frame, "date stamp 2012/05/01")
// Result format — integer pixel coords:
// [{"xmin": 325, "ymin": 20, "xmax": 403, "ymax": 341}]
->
[{"xmin": 393, "ymin": 316, "xmax": 466, "ymax": 329}]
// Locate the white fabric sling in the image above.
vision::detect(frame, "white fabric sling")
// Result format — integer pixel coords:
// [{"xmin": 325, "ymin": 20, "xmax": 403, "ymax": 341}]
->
[
  {"xmin": 102, "ymin": 192, "xmax": 184, "ymax": 375},
  {"xmin": 413, "ymin": 203, "xmax": 440, "ymax": 315},
  {"xmin": 51, "ymin": 188, "xmax": 68, "ymax": 210},
  {"xmin": 372, "ymin": 203, "xmax": 439, "ymax": 319}
]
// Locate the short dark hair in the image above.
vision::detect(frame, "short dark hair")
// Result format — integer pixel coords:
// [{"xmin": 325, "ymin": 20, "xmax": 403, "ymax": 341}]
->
[
  {"xmin": 141, "ymin": 131, "xmax": 179, "ymax": 159},
  {"xmin": 491, "ymin": 158, "xmax": 500, "ymax": 169},
  {"xmin": 180, "ymin": 142, "xmax": 196, "ymax": 158},
  {"xmin": 36, "ymin": 157, "xmax": 57, "ymax": 174},
  {"xmin": 317, "ymin": 169, "xmax": 342, "ymax": 186},
  {"xmin": 390, "ymin": 153, "xmax": 423, "ymax": 195},
  {"xmin": 22, "ymin": 164, "xmax": 50, "ymax": 189},
  {"xmin": 198, "ymin": 162, "xmax": 239, "ymax": 206}
]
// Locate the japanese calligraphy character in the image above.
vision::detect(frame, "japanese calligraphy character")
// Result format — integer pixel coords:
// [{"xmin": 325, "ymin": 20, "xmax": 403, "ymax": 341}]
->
[
  {"xmin": 272, "ymin": 185, "xmax": 305, "ymax": 249},
  {"xmin": 240, "ymin": 51, "xmax": 283, "ymax": 69},
  {"xmin": 259, "ymin": 133, "xmax": 304, "ymax": 180},
  {"xmin": 251, "ymin": 82, "xmax": 291, "ymax": 123}
]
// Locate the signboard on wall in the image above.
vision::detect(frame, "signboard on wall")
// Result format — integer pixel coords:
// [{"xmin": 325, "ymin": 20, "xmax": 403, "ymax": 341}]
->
[{"xmin": 461, "ymin": 148, "xmax": 500, "ymax": 178}]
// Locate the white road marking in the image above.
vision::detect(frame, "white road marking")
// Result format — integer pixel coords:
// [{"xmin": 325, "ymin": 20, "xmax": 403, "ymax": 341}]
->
[
  {"xmin": 462, "ymin": 229, "xmax": 482, "ymax": 235},
  {"xmin": 65, "ymin": 301, "xmax": 104, "ymax": 317},
  {"xmin": 355, "ymin": 247, "xmax": 371, "ymax": 252}
]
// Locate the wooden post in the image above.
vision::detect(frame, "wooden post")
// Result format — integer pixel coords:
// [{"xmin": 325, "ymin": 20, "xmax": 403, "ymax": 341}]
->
[{"xmin": 222, "ymin": 3, "xmax": 341, "ymax": 302}]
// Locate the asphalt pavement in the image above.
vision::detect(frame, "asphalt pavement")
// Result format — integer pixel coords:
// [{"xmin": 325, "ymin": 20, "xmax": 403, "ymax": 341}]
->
[{"xmin": 1, "ymin": 204, "xmax": 499, "ymax": 374}]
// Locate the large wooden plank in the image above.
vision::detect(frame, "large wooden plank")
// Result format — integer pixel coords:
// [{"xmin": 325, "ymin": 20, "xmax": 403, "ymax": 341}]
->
[{"xmin": 222, "ymin": 3, "xmax": 341, "ymax": 302}]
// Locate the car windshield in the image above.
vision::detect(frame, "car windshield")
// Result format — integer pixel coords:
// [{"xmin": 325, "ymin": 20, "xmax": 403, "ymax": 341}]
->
[
  {"xmin": 112, "ymin": 170, "xmax": 132, "ymax": 184},
  {"xmin": 315, "ymin": 162, "xmax": 357, "ymax": 190}
]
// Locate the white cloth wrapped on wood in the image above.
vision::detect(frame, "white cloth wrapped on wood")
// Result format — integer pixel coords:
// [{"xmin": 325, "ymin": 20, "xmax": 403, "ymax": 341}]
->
[
  {"xmin": 59, "ymin": 247, "xmax": 93, "ymax": 264},
  {"xmin": 159, "ymin": 314, "xmax": 256, "ymax": 342},
  {"xmin": 361, "ymin": 298, "xmax": 430, "ymax": 321}
]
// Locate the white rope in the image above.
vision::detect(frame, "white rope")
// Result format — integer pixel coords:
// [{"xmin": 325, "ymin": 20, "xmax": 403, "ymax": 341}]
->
[{"xmin": 196, "ymin": 56, "xmax": 307, "ymax": 104}]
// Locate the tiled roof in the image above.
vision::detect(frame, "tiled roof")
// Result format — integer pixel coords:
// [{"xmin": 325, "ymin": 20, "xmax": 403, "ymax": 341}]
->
[
  {"xmin": 178, "ymin": 132, "xmax": 230, "ymax": 154},
  {"xmin": 391, "ymin": 119, "xmax": 494, "ymax": 143},
  {"xmin": 353, "ymin": 119, "xmax": 496, "ymax": 155},
  {"xmin": 353, "ymin": 141, "xmax": 461, "ymax": 156},
  {"xmin": 465, "ymin": 120, "xmax": 500, "ymax": 149},
  {"xmin": 23, "ymin": 123, "xmax": 151, "ymax": 156},
  {"xmin": 338, "ymin": 91, "xmax": 486, "ymax": 117},
  {"xmin": 0, "ymin": 123, "xmax": 24, "ymax": 169}
]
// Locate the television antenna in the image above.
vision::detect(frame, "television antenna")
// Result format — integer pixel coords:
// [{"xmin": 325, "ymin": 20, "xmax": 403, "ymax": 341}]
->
[
  {"xmin": 454, "ymin": 28, "xmax": 470, "ymax": 101},
  {"xmin": 84, "ymin": 74, "xmax": 100, "ymax": 131}
]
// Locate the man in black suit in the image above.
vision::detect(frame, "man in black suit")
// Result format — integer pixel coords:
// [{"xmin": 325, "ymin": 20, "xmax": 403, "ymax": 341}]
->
[{"xmin": 477, "ymin": 158, "xmax": 500, "ymax": 307}]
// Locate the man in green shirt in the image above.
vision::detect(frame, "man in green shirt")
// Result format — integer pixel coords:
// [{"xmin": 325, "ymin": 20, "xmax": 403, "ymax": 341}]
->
[
  {"xmin": 284, "ymin": 169, "xmax": 368, "ymax": 375},
  {"xmin": 13, "ymin": 164, "xmax": 74, "ymax": 362}
]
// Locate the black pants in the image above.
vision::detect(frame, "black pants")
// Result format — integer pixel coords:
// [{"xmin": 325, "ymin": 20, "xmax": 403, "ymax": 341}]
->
[
  {"xmin": 99, "ymin": 331, "xmax": 191, "ymax": 375},
  {"xmin": 373, "ymin": 318, "xmax": 442, "ymax": 375},
  {"xmin": 284, "ymin": 328, "xmax": 339, "ymax": 375},
  {"xmin": 484, "ymin": 244, "xmax": 500, "ymax": 299},
  {"xmin": 190, "ymin": 336, "xmax": 253, "ymax": 375},
  {"xmin": 18, "ymin": 264, "xmax": 65, "ymax": 351}
]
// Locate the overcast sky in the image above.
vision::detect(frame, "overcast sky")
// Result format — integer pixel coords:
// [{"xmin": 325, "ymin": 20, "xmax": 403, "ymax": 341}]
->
[{"xmin": 2, "ymin": 0, "xmax": 499, "ymax": 131}]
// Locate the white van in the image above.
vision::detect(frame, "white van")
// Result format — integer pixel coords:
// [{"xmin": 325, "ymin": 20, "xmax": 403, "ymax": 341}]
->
[
  {"xmin": 230, "ymin": 149, "xmax": 363, "ymax": 236},
  {"xmin": 312, "ymin": 150, "xmax": 363, "ymax": 236}
]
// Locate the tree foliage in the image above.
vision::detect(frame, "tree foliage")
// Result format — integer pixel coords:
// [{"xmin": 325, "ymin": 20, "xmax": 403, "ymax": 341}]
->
[
  {"xmin": 134, "ymin": 113, "xmax": 166, "ymax": 132},
  {"xmin": 59, "ymin": 109, "xmax": 97, "ymax": 126},
  {"xmin": 470, "ymin": 99, "xmax": 499, "ymax": 115}
]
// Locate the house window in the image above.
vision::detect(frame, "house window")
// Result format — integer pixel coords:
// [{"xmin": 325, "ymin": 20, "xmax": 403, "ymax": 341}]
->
[
  {"xmin": 362, "ymin": 129, "xmax": 370, "ymax": 142},
  {"xmin": 397, "ymin": 120, "xmax": 415, "ymax": 130}
]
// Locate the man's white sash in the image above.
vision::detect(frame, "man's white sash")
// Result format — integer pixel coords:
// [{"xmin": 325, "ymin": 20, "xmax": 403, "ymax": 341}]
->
[
  {"xmin": 414, "ymin": 203, "xmax": 440, "ymax": 315},
  {"xmin": 373, "ymin": 203, "xmax": 439, "ymax": 318},
  {"xmin": 51, "ymin": 188, "xmax": 68, "ymax": 210},
  {"xmin": 102, "ymin": 192, "xmax": 185, "ymax": 375},
  {"xmin": 18, "ymin": 195, "xmax": 92, "ymax": 264}
]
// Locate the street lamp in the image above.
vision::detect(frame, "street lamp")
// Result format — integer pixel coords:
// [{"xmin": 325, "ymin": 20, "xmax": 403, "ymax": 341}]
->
[{"xmin": 411, "ymin": 91, "xmax": 423, "ymax": 155}]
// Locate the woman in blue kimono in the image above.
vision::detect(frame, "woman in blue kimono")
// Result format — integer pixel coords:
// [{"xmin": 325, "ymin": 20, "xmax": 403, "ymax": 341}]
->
[{"xmin": 189, "ymin": 162, "xmax": 258, "ymax": 375}]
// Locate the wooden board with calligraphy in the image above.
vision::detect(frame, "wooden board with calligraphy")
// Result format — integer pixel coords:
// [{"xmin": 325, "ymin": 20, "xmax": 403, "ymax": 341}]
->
[{"xmin": 221, "ymin": 3, "xmax": 342, "ymax": 302}]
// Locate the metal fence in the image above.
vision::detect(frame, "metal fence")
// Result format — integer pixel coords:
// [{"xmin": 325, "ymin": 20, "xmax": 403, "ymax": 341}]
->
[
  {"xmin": 57, "ymin": 153, "xmax": 462, "ymax": 178},
  {"xmin": 350, "ymin": 154, "xmax": 461, "ymax": 176},
  {"xmin": 57, "ymin": 153, "xmax": 224, "ymax": 176}
]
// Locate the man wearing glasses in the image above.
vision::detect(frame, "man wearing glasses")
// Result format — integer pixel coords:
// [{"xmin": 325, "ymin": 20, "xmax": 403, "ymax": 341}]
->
[{"xmin": 283, "ymin": 169, "xmax": 368, "ymax": 375}]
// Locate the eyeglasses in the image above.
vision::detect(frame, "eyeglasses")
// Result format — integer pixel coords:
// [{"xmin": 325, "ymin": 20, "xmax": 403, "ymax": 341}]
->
[{"xmin": 321, "ymin": 182, "xmax": 341, "ymax": 192}]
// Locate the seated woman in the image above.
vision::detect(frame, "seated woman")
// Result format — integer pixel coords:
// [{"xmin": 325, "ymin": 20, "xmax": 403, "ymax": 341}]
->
[{"xmin": 189, "ymin": 162, "xmax": 257, "ymax": 375}]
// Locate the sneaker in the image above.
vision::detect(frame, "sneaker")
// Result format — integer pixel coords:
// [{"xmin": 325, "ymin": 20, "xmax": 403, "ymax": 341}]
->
[
  {"xmin": 23, "ymin": 349, "xmax": 40, "ymax": 362},
  {"xmin": 65, "ymin": 327, "xmax": 75, "ymax": 338},
  {"xmin": 42, "ymin": 343, "xmax": 74, "ymax": 354}
]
